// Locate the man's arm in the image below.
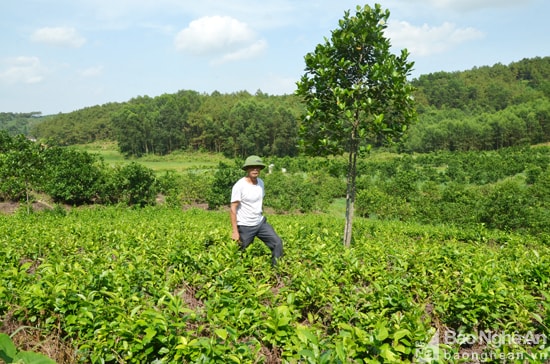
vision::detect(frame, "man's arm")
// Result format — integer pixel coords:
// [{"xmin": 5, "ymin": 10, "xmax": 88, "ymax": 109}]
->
[{"xmin": 230, "ymin": 201, "xmax": 240, "ymax": 241}]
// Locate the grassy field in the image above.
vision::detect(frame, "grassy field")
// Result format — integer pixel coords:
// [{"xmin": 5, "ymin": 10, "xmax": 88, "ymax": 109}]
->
[{"xmin": 74, "ymin": 142, "xmax": 232, "ymax": 174}]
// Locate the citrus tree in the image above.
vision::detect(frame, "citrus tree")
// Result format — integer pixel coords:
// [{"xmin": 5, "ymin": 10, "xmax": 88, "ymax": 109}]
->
[
  {"xmin": 296, "ymin": 4, "xmax": 417, "ymax": 246},
  {"xmin": 0, "ymin": 132, "xmax": 44, "ymax": 208}
]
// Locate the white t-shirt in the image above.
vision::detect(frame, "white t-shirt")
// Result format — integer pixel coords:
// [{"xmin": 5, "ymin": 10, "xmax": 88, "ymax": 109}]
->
[{"xmin": 231, "ymin": 177, "xmax": 265, "ymax": 226}]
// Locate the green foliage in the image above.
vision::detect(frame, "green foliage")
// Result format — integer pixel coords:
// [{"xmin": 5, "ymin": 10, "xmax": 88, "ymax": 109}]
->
[
  {"xmin": 406, "ymin": 56, "xmax": 550, "ymax": 153},
  {"xmin": 221, "ymin": 99, "xmax": 299, "ymax": 158},
  {"xmin": 207, "ymin": 161, "xmax": 243, "ymax": 209},
  {"xmin": 6, "ymin": 56, "xmax": 545, "ymax": 158},
  {"xmin": 0, "ymin": 132, "xmax": 44, "ymax": 203},
  {"xmin": 354, "ymin": 146, "xmax": 550, "ymax": 235},
  {"xmin": 1, "ymin": 207, "xmax": 548, "ymax": 362},
  {"xmin": 30, "ymin": 103, "xmax": 121, "ymax": 144},
  {"xmin": 412, "ymin": 56, "xmax": 550, "ymax": 112},
  {"xmin": 112, "ymin": 162, "xmax": 158, "ymax": 207},
  {"xmin": 296, "ymin": 4, "xmax": 416, "ymax": 156},
  {"xmin": 0, "ymin": 333, "xmax": 55, "ymax": 364},
  {"xmin": 0, "ymin": 112, "xmax": 44, "ymax": 136},
  {"xmin": 263, "ymin": 171, "xmax": 335, "ymax": 213},
  {"xmin": 156, "ymin": 170, "xmax": 212, "ymax": 207},
  {"xmin": 405, "ymin": 99, "xmax": 550, "ymax": 152},
  {"xmin": 40, "ymin": 147, "xmax": 105, "ymax": 204},
  {"xmin": 479, "ymin": 177, "xmax": 531, "ymax": 231},
  {"xmin": 107, "ymin": 91, "xmax": 301, "ymax": 158},
  {"xmin": 0, "ymin": 133, "xmax": 160, "ymax": 207},
  {"xmin": 355, "ymin": 186, "xmax": 413, "ymax": 221},
  {"xmin": 111, "ymin": 93, "xmax": 203, "ymax": 156}
]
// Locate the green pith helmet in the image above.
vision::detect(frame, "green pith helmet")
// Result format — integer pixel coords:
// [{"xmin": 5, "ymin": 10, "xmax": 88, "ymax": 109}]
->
[{"xmin": 242, "ymin": 155, "xmax": 266, "ymax": 170}]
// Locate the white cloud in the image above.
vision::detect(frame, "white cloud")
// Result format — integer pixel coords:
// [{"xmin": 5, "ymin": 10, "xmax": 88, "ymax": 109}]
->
[
  {"xmin": 31, "ymin": 27, "xmax": 86, "ymax": 48},
  {"xmin": 213, "ymin": 39, "xmax": 267, "ymax": 65},
  {"xmin": 80, "ymin": 66, "xmax": 104, "ymax": 77},
  {"xmin": 260, "ymin": 73, "xmax": 297, "ymax": 95},
  {"xmin": 386, "ymin": 21, "xmax": 484, "ymax": 56},
  {"xmin": 423, "ymin": 0, "xmax": 526, "ymax": 12},
  {"xmin": 174, "ymin": 15, "xmax": 267, "ymax": 62},
  {"xmin": 0, "ymin": 56, "xmax": 47, "ymax": 84}
]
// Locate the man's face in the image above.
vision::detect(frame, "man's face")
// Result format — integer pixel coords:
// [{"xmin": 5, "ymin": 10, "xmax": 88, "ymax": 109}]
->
[{"xmin": 247, "ymin": 166, "xmax": 262, "ymax": 177}]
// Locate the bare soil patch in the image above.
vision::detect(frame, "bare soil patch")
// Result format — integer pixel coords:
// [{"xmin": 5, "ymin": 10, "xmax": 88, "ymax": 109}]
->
[{"xmin": 0, "ymin": 201, "xmax": 56, "ymax": 214}]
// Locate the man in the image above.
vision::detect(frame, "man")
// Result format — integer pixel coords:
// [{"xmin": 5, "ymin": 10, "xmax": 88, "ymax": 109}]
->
[{"xmin": 230, "ymin": 155, "xmax": 283, "ymax": 266}]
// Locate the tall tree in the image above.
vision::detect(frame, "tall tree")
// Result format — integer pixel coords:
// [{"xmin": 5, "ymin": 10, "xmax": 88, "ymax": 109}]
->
[{"xmin": 296, "ymin": 4, "xmax": 417, "ymax": 246}]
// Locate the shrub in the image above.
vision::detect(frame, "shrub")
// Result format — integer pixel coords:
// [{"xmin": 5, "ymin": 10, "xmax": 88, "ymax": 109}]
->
[
  {"xmin": 479, "ymin": 178, "xmax": 530, "ymax": 231},
  {"xmin": 40, "ymin": 147, "xmax": 104, "ymax": 204},
  {"xmin": 207, "ymin": 161, "xmax": 243, "ymax": 210},
  {"xmin": 263, "ymin": 171, "xmax": 334, "ymax": 213},
  {"xmin": 355, "ymin": 186, "xmax": 413, "ymax": 221},
  {"xmin": 0, "ymin": 133, "xmax": 44, "ymax": 203},
  {"xmin": 116, "ymin": 162, "xmax": 157, "ymax": 207},
  {"xmin": 0, "ymin": 175, "xmax": 27, "ymax": 202},
  {"xmin": 157, "ymin": 170, "xmax": 212, "ymax": 207}
]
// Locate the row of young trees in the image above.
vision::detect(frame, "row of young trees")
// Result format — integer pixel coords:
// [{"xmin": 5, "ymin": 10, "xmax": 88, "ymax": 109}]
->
[
  {"xmin": 2, "ymin": 128, "xmax": 549, "ymax": 237},
  {"xmin": 354, "ymin": 146, "xmax": 550, "ymax": 235},
  {"xmin": 0, "ymin": 131, "xmax": 157, "ymax": 207},
  {"xmin": 258, "ymin": 146, "xmax": 550, "ymax": 236}
]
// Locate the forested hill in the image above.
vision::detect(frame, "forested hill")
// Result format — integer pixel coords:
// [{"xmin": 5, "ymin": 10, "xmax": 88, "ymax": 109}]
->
[
  {"xmin": 3, "ymin": 56, "xmax": 549, "ymax": 156},
  {"xmin": 405, "ymin": 56, "xmax": 550, "ymax": 152},
  {"xmin": 411, "ymin": 56, "xmax": 549, "ymax": 112}
]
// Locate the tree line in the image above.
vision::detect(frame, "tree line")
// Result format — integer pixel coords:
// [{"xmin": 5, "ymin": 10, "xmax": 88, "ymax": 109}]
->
[
  {"xmin": 3, "ymin": 56, "xmax": 549, "ymax": 156},
  {"xmin": 30, "ymin": 91, "xmax": 301, "ymax": 158}
]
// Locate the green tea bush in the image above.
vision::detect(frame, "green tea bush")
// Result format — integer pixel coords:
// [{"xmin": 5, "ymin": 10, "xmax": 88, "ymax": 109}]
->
[
  {"xmin": 2, "ymin": 207, "xmax": 548, "ymax": 362},
  {"xmin": 430, "ymin": 182, "xmax": 484, "ymax": 225},
  {"xmin": 100, "ymin": 162, "xmax": 158, "ymax": 207},
  {"xmin": 264, "ymin": 172, "xmax": 311, "ymax": 213},
  {"xmin": 0, "ymin": 175, "xmax": 27, "ymax": 202},
  {"xmin": 0, "ymin": 133, "xmax": 44, "ymax": 203}
]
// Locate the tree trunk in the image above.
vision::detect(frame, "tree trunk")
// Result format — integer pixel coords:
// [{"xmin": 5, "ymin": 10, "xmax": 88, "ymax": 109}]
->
[
  {"xmin": 343, "ymin": 137, "xmax": 359, "ymax": 247},
  {"xmin": 25, "ymin": 178, "xmax": 31, "ymax": 214}
]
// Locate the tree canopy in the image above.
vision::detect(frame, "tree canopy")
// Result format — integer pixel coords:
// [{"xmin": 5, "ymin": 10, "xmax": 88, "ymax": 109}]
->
[{"xmin": 295, "ymin": 4, "xmax": 417, "ymax": 246}]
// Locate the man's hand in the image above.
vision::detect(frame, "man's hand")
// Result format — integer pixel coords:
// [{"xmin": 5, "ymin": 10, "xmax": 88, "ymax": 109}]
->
[{"xmin": 230, "ymin": 201, "xmax": 240, "ymax": 243}]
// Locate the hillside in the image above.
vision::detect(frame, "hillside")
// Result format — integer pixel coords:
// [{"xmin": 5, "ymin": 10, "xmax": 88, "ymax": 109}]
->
[{"xmin": 2, "ymin": 56, "xmax": 549, "ymax": 155}]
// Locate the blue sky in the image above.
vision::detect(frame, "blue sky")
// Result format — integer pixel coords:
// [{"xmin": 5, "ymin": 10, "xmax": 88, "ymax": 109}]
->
[{"xmin": 1, "ymin": 0, "xmax": 548, "ymax": 115}]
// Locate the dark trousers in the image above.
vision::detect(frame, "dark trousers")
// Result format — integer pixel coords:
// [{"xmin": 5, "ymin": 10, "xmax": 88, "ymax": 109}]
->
[{"xmin": 238, "ymin": 217, "xmax": 283, "ymax": 266}]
